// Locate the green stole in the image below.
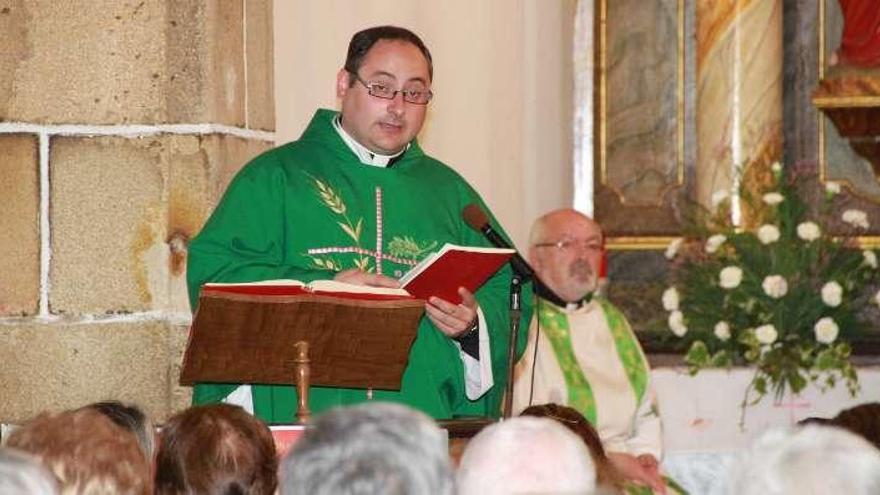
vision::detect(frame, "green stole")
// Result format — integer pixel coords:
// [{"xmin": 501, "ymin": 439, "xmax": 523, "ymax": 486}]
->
[{"xmin": 536, "ymin": 297, "xmax": 648, "ymax": 425}]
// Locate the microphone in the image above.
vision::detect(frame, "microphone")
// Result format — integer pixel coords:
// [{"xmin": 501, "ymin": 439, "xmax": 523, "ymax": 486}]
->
[
  {"xmin": 462, "ymin": 203, "xmax": 569, "ymax": 304},
  {"xmin": 462, "ymin": 204, "xmax": 535, "ymax": 280}
]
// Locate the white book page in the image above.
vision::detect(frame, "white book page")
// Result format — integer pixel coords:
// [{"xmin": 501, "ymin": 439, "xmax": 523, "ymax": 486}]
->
[
  {"xmin": 204, "ymin": 279, "xmax": 305, "ymax": 287},
  {"xmin": 307, "ymin": 280, "xmax": 410, "ymax": 296},
  {"xmin": 398, "ymin": 244, "xmax": 452, "ymax": 286}
]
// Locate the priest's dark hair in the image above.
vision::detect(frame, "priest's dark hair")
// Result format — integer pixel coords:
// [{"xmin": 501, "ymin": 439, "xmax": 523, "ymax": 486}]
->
[{"xmin": 344, "ymin": 25, "xmax": 433, "ymax": 82}]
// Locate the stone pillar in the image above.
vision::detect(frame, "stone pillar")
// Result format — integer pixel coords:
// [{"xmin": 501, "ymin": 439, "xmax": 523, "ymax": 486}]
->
[
  {"xmin": 0, "ymin": 0, "xmax": 274, "ymax": 423},
  {"xmin": 695, "ymin": 0, "xmax": 783, "ymax": 222}
]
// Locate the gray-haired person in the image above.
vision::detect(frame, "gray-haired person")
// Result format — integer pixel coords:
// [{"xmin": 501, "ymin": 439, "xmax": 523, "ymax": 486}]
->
[
  {"xmin": 281, "ymin": 402, "xmax": 454, "ymax": 495},
  {"xmin": 456, "ymin": 416, "xmax": 596, "ymax": 495},
  {"xmin": 722, "ymin": 424, "xmax": 880, "ymax": 495},
  {"xmin": 0, "ymin": 448, "xmax": 59, "ymax": 495}
]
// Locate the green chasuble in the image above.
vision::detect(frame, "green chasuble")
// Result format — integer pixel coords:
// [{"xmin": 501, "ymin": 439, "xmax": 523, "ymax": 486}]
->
[{"xmin": 186, "ymin": 109, "xmax": 532, "ymax": 423}]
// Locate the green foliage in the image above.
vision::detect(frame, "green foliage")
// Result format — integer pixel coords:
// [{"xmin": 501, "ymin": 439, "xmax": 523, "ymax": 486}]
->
[{"xmin": 662, "ymin": 164, "xmax": 878, "ymax": 410}]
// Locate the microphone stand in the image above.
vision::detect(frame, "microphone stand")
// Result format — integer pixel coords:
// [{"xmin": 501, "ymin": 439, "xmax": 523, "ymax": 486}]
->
[{"xmin": 502, "ymin": 274, "xmax": 523, "ymax": 419}]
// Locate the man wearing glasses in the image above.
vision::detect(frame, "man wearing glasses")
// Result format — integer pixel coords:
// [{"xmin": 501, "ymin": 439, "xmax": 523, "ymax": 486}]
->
[
  {"xmin": 186, "ymin": 26, "xmax": 525, "ymax": 423},
  {"xmin": 511, "ymin": 209, "xmax": 671, "ymax": 494}
]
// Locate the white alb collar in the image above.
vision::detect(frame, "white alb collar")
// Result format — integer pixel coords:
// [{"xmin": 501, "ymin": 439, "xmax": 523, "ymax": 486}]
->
[{"xmin": 333, "ymin": 116, "xmax": 408, "ymax": 167}]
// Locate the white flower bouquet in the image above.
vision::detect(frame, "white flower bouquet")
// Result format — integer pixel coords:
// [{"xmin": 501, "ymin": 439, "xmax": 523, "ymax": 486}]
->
[{"xmin": 664, "ymin": 164, "xmax": 879, "ymax": 410}]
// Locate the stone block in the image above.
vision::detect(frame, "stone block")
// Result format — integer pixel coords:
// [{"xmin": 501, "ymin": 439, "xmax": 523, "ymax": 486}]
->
[
  {"xmin": 245, "ymin": 0, "xmax": 275, "ymax": 130},
  {"xmin": 1, "ymin": 0, "xmax": 166, "ymax": 124},
  {"xmin": 0, "ymin": 134, "xmax": 40, "ymax": 316},
  {"xmin": 50, "ymin": 136, "xmax": 165, "ymax": 315},
  {"xmin": 0, "ymin": 320, "xmax": 173, "ymax": 424},
  {"xmin": 166, "ymin": 0, "xmax": 246, "ymax": 126},
  {"xmin": 50, "ymin": 134, "xmax": 272, "ymax": 316},
  {"xmin": 1, "ymin": 1, "xmax": 248, "ymax": 126},
  {"xmin": 169, "ymin": 323, "xmax": 193, "ymax": 414}
]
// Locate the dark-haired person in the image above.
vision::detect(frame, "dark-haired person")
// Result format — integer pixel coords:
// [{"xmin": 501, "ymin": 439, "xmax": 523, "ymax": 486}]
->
[
  {"xmin": 154, "ymin": 404, "xmax": 277, "ymax": 495},
  {"xmin": 187, "ymin": 26, "xmax": 528, "ymax": 422}
]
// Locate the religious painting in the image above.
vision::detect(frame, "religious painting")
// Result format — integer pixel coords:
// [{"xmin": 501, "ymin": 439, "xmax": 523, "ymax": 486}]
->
[
  {"xmin": 816, "ymin": 0, "xmax": 880, "ymax": 204},
  {"xmin": 593, "ymin": 0, "xmax": 688, "ymax": 236}
]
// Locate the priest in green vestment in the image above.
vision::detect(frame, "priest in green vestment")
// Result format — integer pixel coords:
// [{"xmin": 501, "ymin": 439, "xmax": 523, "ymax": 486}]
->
[
  {"xmin": 512, "ymin": 209, "xmax": 683, "ymax": 495},
  {"xmin": 186, "ymin": 26, "xmax": 530, "ymax": 423}
]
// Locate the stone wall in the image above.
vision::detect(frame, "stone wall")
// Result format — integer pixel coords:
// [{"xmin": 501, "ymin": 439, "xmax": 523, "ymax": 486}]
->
[{"xmin": 0, "ymin": 0, "xmax": 274, "ymax": 424}]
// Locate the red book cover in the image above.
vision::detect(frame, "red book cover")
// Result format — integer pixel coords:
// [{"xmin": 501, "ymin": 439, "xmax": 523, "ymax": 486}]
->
[{"xmin": 400, "ymin": 244, "xmax": 515, "ymax": 304}]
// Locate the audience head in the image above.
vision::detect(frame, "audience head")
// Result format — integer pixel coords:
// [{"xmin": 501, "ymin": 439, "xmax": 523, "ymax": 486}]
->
[
  {"xmin": 281, "ymin": 402, "xmax": 453, "ymax": 495},
  {"xmin": 0, "ymin": 448, "xmax": 59, "ymax": 495},
  {"xmin": 521, "ymin": 403, "xmax": 623, "ymax": 491},
  {"xmin": 529, "ymin": 209, "xmax": 604, "ymax": 302},
  {"xmin": 457, "ymin": 416, "xmax": 596, "ymax": 495},
  {"xmin": 154, "ymin": 403, "xmax": 277, "ymax": 495},
  {"xmin": 82, "ymin": 401, "xmax": 155, "ymax": 460},
  {"xmin": 832, "ymin": 401, "xmax": 880, "ymax": 451},
  {"xmin": 724, "ymin": 424, "xmax": 880, "ymax": 495},
  {"xmin": 5, "ymin": 407, "xmax": 152, "ymax": 495}
]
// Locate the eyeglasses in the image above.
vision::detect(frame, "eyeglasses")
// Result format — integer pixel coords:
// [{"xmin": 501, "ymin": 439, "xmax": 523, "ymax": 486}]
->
[
  {"xmin": 533, "ymin": 239, "xmax": 603, "ymax": 252},
  {"xmin": 350, "ymin": 72, "xmax": 433, "ymax": 105}
]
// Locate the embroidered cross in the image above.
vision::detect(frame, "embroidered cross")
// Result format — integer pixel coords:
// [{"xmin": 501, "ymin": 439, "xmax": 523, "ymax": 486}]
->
[{"xmin": 307, "ymin": 186, "xmax": 419, "ymax": 275}]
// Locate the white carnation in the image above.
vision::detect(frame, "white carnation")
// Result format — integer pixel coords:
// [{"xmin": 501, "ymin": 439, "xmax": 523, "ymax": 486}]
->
[
  {"xmin": 662, "ymin": 287, "xmax": 680, "ymax": 311},
  {"xmin": 719, "ymin": 266, "xmax": 743, "ymax": 289},
  {"xmin": 762, "ymin": 192, "xmax": 784, "ymax": 205},
  {"xmin": 711, "ymin": 190, "xmax": 730, "ymax": 207},
  {"xmin": 842, "ymin": 209, "xmax": 870, "ymax": 229},
  {"xmin": 762, "ymin": 275, "xmax": 788, "ymax": 299},
  {"xmin": 668, "ymin": 310, "xmax": 687, "ymax": 337},
  {"xmin": 797, "ymin": 222, "xmax": 821, "ymax": 242},
  {"xmin": 757, "ymin": 224, "xmax": 781, "ymax": 244},
  {"xmin": 826, "ymin": 182, "xmax": 841, "ymax": 195},
  {"xmin": 714, "ymin": 321, "xmax": 731, "ymax": 341},
  {"xmin": 705, "ymin": 234, "xmax": 727, "ymax": 254},
  {"xmin": 665, "ymin": 237, "xmax": 684, "ymax": 260},
  {"xmin": 771, "ymin": 162, "xmax": 782, "ymax": 173},
  {"xmin": 755, "ymin": 324, "xmax": 778, "ymax": 345},
  {"xmin": 814, "ymin": 317, "xmax": 839, "ymax": 344},
  {"xmin": 863, "ymin": 250, "xmax": 878, "ymax": 269},
  {"xmin": 821, "ymin": 281, "xmax": 843, "ymax": 307}
]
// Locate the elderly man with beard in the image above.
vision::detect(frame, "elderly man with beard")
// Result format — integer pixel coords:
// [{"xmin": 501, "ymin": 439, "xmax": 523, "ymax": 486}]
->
[{"xmin": 511, "ymin": 209, "xmax": 669, "ymax": 495}]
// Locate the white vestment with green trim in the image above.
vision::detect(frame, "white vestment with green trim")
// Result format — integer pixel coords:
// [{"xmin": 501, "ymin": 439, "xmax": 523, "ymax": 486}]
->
[{"xmin": 512, "ymin": 297, "xmax": 663, "ymax": 459}]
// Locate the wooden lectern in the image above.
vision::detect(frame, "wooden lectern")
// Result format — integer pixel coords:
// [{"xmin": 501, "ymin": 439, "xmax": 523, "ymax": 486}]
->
[{"xmin": 179, "ymin": 287, "xmax": 426, "ymax": 423}]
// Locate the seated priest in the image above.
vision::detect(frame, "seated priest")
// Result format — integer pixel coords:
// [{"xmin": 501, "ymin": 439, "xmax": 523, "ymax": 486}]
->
[
  {"xmin": 511, "ymin": 209, "xmax": 674, "ymax": 494},
  {"xmin": 186, "ymin": 25, "xmax": 529, "ymax": 423}
]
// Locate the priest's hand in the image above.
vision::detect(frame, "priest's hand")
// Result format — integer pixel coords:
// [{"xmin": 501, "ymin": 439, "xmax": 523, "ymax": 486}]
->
[
  {"xmin": 607, "ymin": 452, "xmax": 666, "ymax": 494},
  {"xmin": 425, "ymin": 287, "xmax": 479, "ymax": 338},
  {"xmin": 333, "ymin": 269, "xmax": 401, "ymax": 288}
]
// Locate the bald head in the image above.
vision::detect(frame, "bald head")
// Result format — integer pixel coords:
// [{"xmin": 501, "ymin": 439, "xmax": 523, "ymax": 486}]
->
[{"xmin": 528, "ymin": 209, "xmax": 603, "ymax": 302}]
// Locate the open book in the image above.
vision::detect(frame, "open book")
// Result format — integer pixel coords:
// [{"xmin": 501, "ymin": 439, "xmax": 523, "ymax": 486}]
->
[
  {"xmin": 202, "ymin": 243, "xmax": 514, "ymax": 304},
  {"xmin": 398, "ymin": 243, "xmax": 514, "ymax": 303},
  {"xmin": 203, "ymin": 279, "xmax": 410, "ymax": 301}
]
